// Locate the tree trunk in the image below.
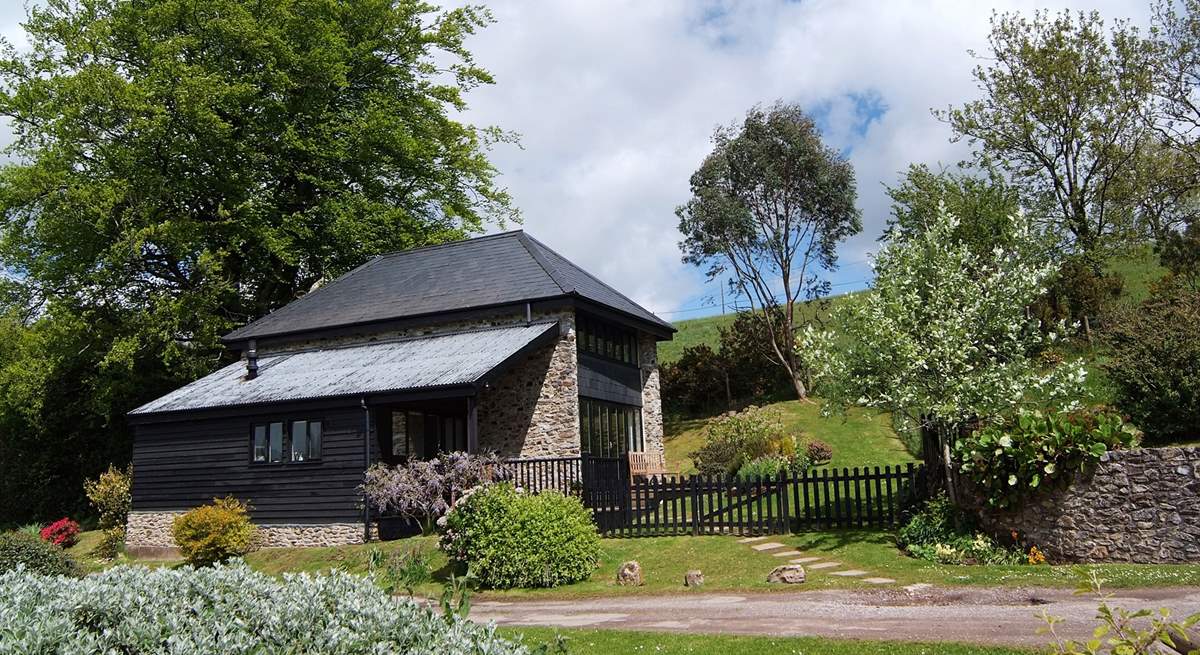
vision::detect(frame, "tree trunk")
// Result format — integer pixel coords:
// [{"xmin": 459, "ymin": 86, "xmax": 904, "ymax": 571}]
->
[{"xmin": 790, "ymin": 371, "xmax": 808, "ymax": 400}]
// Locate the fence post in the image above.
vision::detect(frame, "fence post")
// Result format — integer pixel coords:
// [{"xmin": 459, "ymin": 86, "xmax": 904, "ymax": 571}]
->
[
  {"xmin": 779, "ymin": 470, "xmax": 791, "ymax": 534},
  {"xmin": 690, "ymin": 475, "xmax": 700, "ymax": 536}
]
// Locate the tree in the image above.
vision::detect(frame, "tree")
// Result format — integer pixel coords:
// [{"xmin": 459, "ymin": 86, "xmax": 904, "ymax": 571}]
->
[
  {"xmin": 939, "ymin": 10, "xmax": 1157, "ymax": 259},
  {"xmin": 799, "ymin": 208, "xmax": 1086, "ymax": 494},
  {"xmin": 0, "ymin": 0, "xmax": 513, "ymax": 523},
  {"xmin": 677, "ymin": 102, "xmax": 861, "ymax": 400}
]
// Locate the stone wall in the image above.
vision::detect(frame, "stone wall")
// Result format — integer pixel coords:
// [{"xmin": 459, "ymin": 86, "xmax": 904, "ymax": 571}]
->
[
  {"xmin": 126, "ymin": 511, "xmax": 365, "ymax": 556},
  {"xmin": 971, "ymin": 447, "xmax": 1200, "ymax": 564},
  {"xmin": 639, "ymin": 333, "xmax": 665, "ymax": 458},
  {"xmin": 477, "ymin": 311, "xmax": 580, "ymax": 459}
]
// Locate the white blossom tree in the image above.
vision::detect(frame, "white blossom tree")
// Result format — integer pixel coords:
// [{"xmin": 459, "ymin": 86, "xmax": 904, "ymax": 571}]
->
[{"xmin": 798, "ymin": 207, "xmax": 1087, "ymax": 494}]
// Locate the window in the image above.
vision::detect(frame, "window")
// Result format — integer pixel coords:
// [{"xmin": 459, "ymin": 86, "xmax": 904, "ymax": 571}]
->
[
  {"xmin": 579, "ymin": 397, "xmax": 644, "ymax": 456},
  {"xmin": 576, "ymin": 314, "xmax": 638, "ymax": 365},
  {"xmin": 252, "ymin": 419, "xmax": 321, "ymax": 464}
]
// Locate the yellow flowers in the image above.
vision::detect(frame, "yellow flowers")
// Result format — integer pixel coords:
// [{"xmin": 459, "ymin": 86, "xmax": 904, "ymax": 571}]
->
[{"xmin": 1028, "ymin": 545, "xmax": 1047, "ymax": 565}]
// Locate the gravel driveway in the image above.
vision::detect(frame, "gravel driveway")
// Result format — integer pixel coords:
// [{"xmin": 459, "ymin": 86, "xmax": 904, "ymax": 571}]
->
[{"xmin": 471, "ymin": 585, "xmax": 1200, "ymax": 647}]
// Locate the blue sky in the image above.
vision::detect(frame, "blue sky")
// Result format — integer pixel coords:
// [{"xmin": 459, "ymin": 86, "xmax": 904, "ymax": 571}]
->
[{"xmin": 0, "ymin": 0, "xmax": 1153, "ymax": 322}]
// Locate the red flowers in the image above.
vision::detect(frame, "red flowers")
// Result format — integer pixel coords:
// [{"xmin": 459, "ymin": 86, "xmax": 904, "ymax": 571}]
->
[{"xmin": 40, "ymin": 517, "xmax": 80, "ymax": 547}]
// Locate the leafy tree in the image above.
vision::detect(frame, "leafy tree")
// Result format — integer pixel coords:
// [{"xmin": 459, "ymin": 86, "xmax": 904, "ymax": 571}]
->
[
  {"xmin": 799, "ymin": 208, "xmax": 1086, "ymax": 494},
  {"xmin": 677, "ymin": 102, "xmax": 861, "ymax": 400},
  {"xmin": 0, "ymin": 0, "xmax": 512, "ymax": 523},
  {"xmin": 939, "ymin": 10, "xmax": 1157, "ymax": 259}
]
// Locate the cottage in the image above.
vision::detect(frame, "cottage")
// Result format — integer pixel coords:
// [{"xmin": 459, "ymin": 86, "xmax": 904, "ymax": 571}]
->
[{"xmin": 125, "ymin": 231, "xmax": 674, "ymax": 553}]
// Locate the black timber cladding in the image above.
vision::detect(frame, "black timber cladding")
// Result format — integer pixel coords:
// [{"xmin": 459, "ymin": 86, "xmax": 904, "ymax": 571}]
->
[
  {"xmin": 221, "ymin": 231, "xmax": 674, "ymax": 344},
  {"xmin": 131, "ymin": 406, "xmax": 368, "ymax": 523},
  {"xmin": 578, "ymin": 353, "xmax": 642, "ymax": 406}
]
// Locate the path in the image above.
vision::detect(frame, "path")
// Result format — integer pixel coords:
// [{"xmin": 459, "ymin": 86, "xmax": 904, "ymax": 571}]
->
[
  {"xmin": 739, "ymin": 535, "xmax": 895, "ymax": 584},
  {"xmin": 471, "ymin": 586, "xmax": 1200, "ymax": 647}
]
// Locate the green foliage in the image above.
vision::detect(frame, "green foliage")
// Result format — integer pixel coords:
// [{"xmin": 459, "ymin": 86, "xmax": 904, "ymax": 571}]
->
[
  {"xmin": 0, "ymin": 0, "xmax": 513, "ymax": 524},
  {"xmin": 0, "ymin": 530, "xmax": 79, "ymax": 577},
  {"xmin": 1104, "ymin": 285, "xmax": 1200, "ymax": 442},
  {"xmin": 1041, "ymin": 569, "xmax": 1200, "ymax": 654},
  {"xmin": 677, "ymin": 101, "xmax": 861, "ymax": 399},
  {"xmin": 735, "ymin": 454, "xmax": 799, "ymax": 482},
  {"xmin": 84, "ymin": 464, "xmax": 131, "ymax": 559},
  {"xmin": 956, "ymin": 408, "xmax": 1141, "ymax": 509},
  {"xmin": 440, "ymin": 484, "xmax": 600, "ymax": 590},
  {"xmin": 0, "ymin": 562, "xmax": 533, "ymax": 654},
  {"xmin": 689, "ymin": 406, "xmax": 811, "ymax": 477},
  {"xmin": 939, "ymin": 9, "xmax": 1157, "ymax": 254},
  {"xmin": 171, "ymin": 497, "xmax": 258, "ymax": 567},
  {"xmin": 896, "ymin": 495, "xmax": 1024, "ymax": 566},
  {"xmin": 367, "ymin": 545, "xmax": 433, "ymax": 597}
]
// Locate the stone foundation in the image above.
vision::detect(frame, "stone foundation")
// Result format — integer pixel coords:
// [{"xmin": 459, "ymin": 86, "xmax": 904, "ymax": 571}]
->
[
  {"xmin": 969, "ymin": 447, "xmax": 1200, "ymax": 564},
  {"xmin": 125, "ymin": 511, "xmax": 365, "ymax": 554}
]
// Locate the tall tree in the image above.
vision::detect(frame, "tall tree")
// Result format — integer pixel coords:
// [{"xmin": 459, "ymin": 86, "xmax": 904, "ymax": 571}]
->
[
  {"xmin": 677, "ymin": 102, "xmax": 860, "ymax": 400},
  {"xmin": 0, "ymin": 0, "xmax": 513, "ymax": 523},
  {"xmin": 939, "ymin": 10, "xmax": 1157, "ymax": 260}
]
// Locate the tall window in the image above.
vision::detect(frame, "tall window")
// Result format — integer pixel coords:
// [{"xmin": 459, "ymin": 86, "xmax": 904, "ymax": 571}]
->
[
  {"xmin": 579, "ymin": 397, "xmax": 644, "ymax": 456},
  {"xmin": 577, "ymin": 314, "xmax": 638, "ymax": 365},
  {"xmin": 252, "ymin": 419, "xmax": 322, "ymax": 464}
]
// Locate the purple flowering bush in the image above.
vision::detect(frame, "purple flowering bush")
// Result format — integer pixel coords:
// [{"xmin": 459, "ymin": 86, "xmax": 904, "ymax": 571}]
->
[{"xmin": 360, "ymin": 453, "xmax": 509, "ymax": 533}]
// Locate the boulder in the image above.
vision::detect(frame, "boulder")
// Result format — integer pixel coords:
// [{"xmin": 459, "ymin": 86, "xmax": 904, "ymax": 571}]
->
[
  {"xmin": 767, "ymin": 564, "xmax": 806, "ymax": 584},
  {"xmin": 616, "ymin": 561, "xmax": 643, "ymax": 586},
  {"xmin": 684, "ymin": 569, "xmax": 704, "ymax": 587}
]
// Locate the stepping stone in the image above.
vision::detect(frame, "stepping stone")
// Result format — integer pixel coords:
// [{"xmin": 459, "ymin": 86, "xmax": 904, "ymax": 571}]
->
[
  {"xmin": 771, "ymin": 550, "xmax": 803, "ymax": 557},
  {"xmin": 807, "ymin": 561, "xmax": 841, "ymax": 569},
  {"xmin": 863, "ymin": 577, "xmax": 896, "ymax": 584},
  {"xmin": 790, "ymin": 557, "xmax": 822, "ymax": 564},
  {"xmin": 829, "ymin": 569, "xmax": 868, "ymax": 577},
  {"xmin": 750, "ymin": 542, "xmax": 787, "ymax": 551},
  {"xmin": 737, "ymin": 536, "xmax": 767, "ymax": 544}
]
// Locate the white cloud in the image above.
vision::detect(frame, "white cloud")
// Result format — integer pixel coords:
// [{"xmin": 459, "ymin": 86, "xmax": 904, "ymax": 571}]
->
[{"xmin": 0, "ymin": 0, "xmax": 1153, "ymax": 318}]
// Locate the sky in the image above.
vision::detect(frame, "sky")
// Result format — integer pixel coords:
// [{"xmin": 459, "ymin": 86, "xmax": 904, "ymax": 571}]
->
[{"xmin": 0, "ymin": 0, "xmax": 1154, "ymax": 322}]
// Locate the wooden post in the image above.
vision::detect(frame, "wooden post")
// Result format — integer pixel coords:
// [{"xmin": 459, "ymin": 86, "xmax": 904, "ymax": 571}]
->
[{"xmin": 466, "ymin": 395, "xmax": 479, "ymax": 454}]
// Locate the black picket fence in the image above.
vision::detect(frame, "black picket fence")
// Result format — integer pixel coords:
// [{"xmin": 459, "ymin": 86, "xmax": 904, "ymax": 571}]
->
[{"xmin": 505, "ymin": 456, "xmax": 925, "ymax": 537}]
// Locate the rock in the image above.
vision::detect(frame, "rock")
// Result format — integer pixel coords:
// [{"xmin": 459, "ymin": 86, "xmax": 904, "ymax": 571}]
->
[
  {"xmin": 684, "ymin": 570, "xmax": 704, "ymax": 587},
  {"xmin": 616, "ymin": 561, "xmax": 643, "ymax": 586},
  {"xmin": 767, "ymin": 564, "xmax": 806, "ymax": 584}
]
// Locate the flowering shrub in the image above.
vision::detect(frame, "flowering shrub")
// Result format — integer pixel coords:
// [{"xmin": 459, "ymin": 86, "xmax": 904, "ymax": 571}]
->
[
  {"xmin": 805, "ymin": 440, "xmax": 833, "ymax": 466},
  {"xmin": 956, "ymin": 407, "xmax": 1141, "ymax": 509},
  {"xmin": 84, "ymin": 464, "xmax": 131, "ymax": 558},
  {"xmin": 690, "ymin": 406, "xmax": 818, "ymax": 476},
  {"xmin": 0, "ymin": 531, "xmax": 78, "ymax": 577},
  {"xmin": 39, "ymin": 518, "xmax": 80, "ymax": 547},
  {"xmin": 440, "ymin": 483, "xmax": 600, "ymax": 589},
  {"xmin": 896, "ymin": 495, "xmax": 1023, "ymax": 566},
  {"xmin": 360, "ymin": 452, "xmax": 509, "ymax": 532},
  {"xmin": 171, "ymin": 497, "xmax": 257, "ymax": 566},
  {"xmin": 0, "ymin": 562, "xmax": 532, "ymax": 654}
]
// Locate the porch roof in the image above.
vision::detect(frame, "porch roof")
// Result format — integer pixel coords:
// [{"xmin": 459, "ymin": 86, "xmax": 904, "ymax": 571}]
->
[{"xmin": 129, "ymin": 321, "xmax": 559, "ymax": 417}]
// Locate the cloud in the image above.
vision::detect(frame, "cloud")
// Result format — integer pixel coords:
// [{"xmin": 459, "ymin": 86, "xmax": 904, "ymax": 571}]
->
[{"xmin": 0, "ymin": 0, "xmax": 1153, "ymax": 319}]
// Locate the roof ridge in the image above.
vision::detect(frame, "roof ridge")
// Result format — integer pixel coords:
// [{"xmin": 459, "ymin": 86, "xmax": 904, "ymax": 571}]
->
[
  {"xmin": 516, "ymin": 232, "xmax": 573, "ymax": 294},
  {"xmin": 521, "ymin": 233, "xmax": 670, "ymax": 328},
  {"xmin": 373, "ymin": 230, "xmax": 523, "ymax": 261}
]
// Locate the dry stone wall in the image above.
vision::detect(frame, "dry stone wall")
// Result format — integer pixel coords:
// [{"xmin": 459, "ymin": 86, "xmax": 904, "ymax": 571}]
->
[{"xmin": 971, "ymin": 446, "xmax": 1200, "ymax": 564}]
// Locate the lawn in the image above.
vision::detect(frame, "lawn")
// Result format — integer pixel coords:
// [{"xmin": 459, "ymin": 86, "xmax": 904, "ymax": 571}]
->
[
  {"xmin": 664, "ymin": 398, "xmax": 916, "ymax": 474},
  {"xmin": 500, "ymin": 627, "xmax": 1032, "ymax": 655}
]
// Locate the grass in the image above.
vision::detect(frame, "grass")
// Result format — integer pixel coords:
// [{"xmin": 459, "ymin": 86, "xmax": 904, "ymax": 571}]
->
[
  {"xmin": 664, "ymin": 399, "xmax": 916, "ymax": 474},
  {"xmin": 500, "ymin": 627, "xmax": 1033, "ymax": 655}
]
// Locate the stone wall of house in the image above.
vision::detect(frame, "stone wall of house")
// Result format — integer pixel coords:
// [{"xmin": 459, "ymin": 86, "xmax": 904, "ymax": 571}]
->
[
  {"xmin": 477, "ymin": 312, "xmax": 580, "ymax": 459},
  {"xmin": 970, "ymin": 447, "xmax": 1200, "ymax": 564},
  {"xmin": 639, "ymin": 333, "xmax": 664, "ymax": 458},
  {"xmin": 125, "ymin": 511, "xmax": 365, "ymax": 555}
]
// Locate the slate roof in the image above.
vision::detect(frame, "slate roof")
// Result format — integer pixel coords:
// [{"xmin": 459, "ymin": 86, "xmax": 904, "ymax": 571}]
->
[
  {"xmin": 131, "ymin": 322, "xmax": 559, "ymax": 416},
  {"xmin": 222, "ymin": 231, "xmax": 673, "ymax": 344}
]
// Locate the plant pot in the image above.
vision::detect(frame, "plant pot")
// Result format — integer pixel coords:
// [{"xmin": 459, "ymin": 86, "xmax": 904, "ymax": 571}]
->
[{"xmin": 376, "ymin": 516, "xmax": 421, "ymax": 541}]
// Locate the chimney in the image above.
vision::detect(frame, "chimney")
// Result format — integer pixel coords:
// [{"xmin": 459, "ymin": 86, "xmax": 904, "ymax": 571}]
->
[{"xmin": 245, "ymin": 340, "xmax": 259, "ymax": 380}]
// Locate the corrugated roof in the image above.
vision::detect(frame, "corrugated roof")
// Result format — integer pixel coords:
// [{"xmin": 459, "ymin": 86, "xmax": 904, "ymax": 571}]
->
[
  {"xmin": 131, "ymin": 322, "xmax": 559, "ymax": 416},
  {"xmin": 222, "ymin": 231, "xmax": 673, "ymax": 343}
]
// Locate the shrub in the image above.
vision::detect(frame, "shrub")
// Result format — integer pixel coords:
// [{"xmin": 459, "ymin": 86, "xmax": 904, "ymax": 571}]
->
[
  {"xmin": 0, "ymin": 531, "xmax": 78, "ymax": 577},
  {"xmin": 85, "ymin": 464, "xmax": 133, "ymax": 559},
  {"xmin": 440, "ymin": 483, "xmax": 600, "ymax": 589},
  {"xmin": 39, "ymin": 518, "xmax": 79, "ymax": 547},
  {"xmin": 805, "ymin": 440, "xmax": 833, "ymax": 466},
  {"xmin": 360, "ymin": 452, "xmax": 508, "ymax": 532},
  {"xmin": 955, "ymin": 407, "xmax": 1141, "ymax": 509},
  {"xmin": 690, "ymin": 406, "xmax": 799, "ymax": 476},
  {"xmin": 171, "ymin": 497, "xmax": 257, "ymax": 566},
  {"xmin": 896, "ymin": 495, "xmax": 1023, "ymax": 566},
  {"xmin": 735, "ymin": 454, "xmax": 792, "ymax": 482},
  {"xmin": 0, "ymin": 562, "xmax": 532, "ymax": 654},
  {"xmin": 1103, "ymin": 287, "xmax": 1200, "ymax": 442}
]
